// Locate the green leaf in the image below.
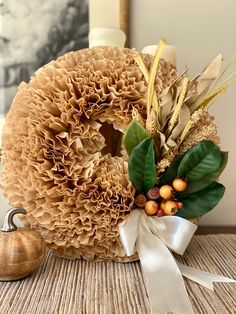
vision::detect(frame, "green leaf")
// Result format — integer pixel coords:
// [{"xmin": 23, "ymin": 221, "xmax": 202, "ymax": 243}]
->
[
  {"xmin": 158, "ymin": 154, "xmax": 185, "ymax": 185},
  {"xmin": 123, "ymin": 119, "xmax": 150, "ymax": 156},
  {"xmin": 213, "ymin": 151, "xmax": 228, "ymax": 178},
  {"xmin": 177, "ymin": 141, "xmax": 222, "ymax": 180},
  {"xmin": 182, "ymin": 151, "xmax": 228, "ymax": 194},
  {"xmin": 175, "ymin": 182, "xmax": 225, "ymax": 218},
  {"xmin": 128, "ymin": 137, "xmax": 156, "ymax": 192}
]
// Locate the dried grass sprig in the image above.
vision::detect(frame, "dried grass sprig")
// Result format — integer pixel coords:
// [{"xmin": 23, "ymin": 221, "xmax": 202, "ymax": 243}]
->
[
  {"xmin": 133, "ymin": 52, "xmax": 159, "ymax": 114},
  {"xmin": 217, "ymin": 71, "xmax": 236, "ymax": 87},
  {"xmin": 146, "ymin": 109, "xmax": 158, "ymax": 136},
  {"xmin": 195, "ymin": 85, "xmax": 227, "ymax": 111},
  {"xmin": 132, "ymin": 107, "xmax": 145, "ymax": 126},
  {"xmin": 146, "ymin": 39, "xmax": 166, "ymax": 117},
  {"xmin": 211, "ymin": 53, "xmax": 236, "ymax": 90},
  {"xmin": 168, "ymin": 77, "xmax": 189, "ymax": 132}
]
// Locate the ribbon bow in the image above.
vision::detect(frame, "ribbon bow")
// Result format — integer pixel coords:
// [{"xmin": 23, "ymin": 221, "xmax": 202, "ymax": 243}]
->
[{"xmin": 119, "ymin": 209, "xmax": 235, "ymax": 314}]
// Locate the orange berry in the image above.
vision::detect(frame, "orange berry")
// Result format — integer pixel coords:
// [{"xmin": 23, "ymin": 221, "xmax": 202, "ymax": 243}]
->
[
  {"xmin": 134, "ymin": 194, "xmax": 147, "ymax": 207},
  {"xmin": 156, "ymin": 209, "xmax": 164, "ymax": 217},
  {"xmin": 172, "ymin": 178, "xmax": 187, "ymax": 192},
  {"xmin": 145, "ymin": 200, "xmax": 158, "ymax": 216},
  {"xmin": 177, "ymin": 201, "xmax": 184, "ymax": 209},
  {"xmin": 147, "ymin": 187, "xmax": 160, "ymax": 200},
  {"xmin": 163, "ymin": 200, "xmax": 178, "ymax": 215},
  {"xmin": 159, "ymin": 185, "xmax": 174, "ymax": 199}
]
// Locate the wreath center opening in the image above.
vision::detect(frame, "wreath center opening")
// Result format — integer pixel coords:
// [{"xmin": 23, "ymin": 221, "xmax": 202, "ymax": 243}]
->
[{"xmin": 99, "ymin": 122, "xmax": 123, "ymax": 157}]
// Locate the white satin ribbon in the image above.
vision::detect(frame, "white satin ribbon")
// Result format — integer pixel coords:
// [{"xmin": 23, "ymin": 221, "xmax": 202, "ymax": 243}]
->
[{"xmin": 119, "ymin": 209, "xmax": 235, "ymax": 314}]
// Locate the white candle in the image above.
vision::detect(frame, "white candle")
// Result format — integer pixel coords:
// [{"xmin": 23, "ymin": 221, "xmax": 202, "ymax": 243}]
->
[
  {"xmin": 89, "ymin": 0, "xmax": 126, "ymax": 48},
  {"xmin": 142, "ymin": 45, "xmax": 177, "ymax": 66},
  {"xmin": 89, "ymin": 0, "xmax": 120, "ymax": 29},
  {"xmin": 89, "ymin": 27, "xmax": 126, "ymax": 48}
]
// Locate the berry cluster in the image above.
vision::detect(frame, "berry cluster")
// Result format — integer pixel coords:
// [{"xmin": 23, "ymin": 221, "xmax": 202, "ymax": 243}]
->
[{"xmin": 134, "ymin": 178, "xmax": 187, "ymax": 217}]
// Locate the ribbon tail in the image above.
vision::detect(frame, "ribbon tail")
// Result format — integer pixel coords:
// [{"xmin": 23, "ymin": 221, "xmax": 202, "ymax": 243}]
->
[
  {"xmin": 119, "ymin": 209, "xmax": 141, "ymax": 256},
  {"xmin": 177, "ymin": 261, "xmax": 236, "ymax": 290},
  {"xmin": 137, "ymin": 214, "xmax": 194, "ymax": 314}
]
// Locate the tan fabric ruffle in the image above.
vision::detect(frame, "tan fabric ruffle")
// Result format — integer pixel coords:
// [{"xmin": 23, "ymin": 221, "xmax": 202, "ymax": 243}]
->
[{"xmin": 1, "ymin": 47, "xmax": 178, "ymax": 261}]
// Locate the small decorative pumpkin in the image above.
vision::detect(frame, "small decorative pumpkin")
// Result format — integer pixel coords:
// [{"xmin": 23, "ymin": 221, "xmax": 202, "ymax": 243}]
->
[{"xmin": 0, "ymin": 208, "xmax": 46, "ymax": 281}]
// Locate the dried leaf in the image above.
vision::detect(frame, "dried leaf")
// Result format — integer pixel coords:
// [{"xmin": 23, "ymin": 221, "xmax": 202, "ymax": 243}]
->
[
  {"xmin": 159, "ymin": 87, "xmax": 174, "ymax": 127},
  {"xmin": 133, "ymin": 52, "xmax": 150, "ymax": 82},
  {"xmin": 169, "ymin": 104, "xmax": 191, "ymax": 140},
  {"xmin": 179, "ymin": 120, "xmax": 195, "ymax": 144},
  {"xmin": 190, "ymin": 54, "xmax": 222, "ymax": 111},
  {"xmin": 198, "ymin": 54, "xmax": 222, "ymax": 95}
]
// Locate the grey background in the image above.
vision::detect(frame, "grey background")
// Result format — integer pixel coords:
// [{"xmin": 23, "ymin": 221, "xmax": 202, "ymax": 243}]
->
[{"xmin": 0, "ymin": 0, "xmax": 89, "ymax": 115}]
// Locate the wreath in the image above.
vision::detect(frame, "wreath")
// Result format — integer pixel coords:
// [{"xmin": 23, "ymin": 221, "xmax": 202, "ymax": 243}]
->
[{"xmin": 1, "ymin": 44, "xmax": 227, "ymax": 261}]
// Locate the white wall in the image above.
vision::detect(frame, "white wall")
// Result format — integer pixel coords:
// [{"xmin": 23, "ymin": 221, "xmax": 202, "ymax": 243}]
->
[{"xmin": 130, "ymin": 0, "xmax": 236, "ymax": 226}]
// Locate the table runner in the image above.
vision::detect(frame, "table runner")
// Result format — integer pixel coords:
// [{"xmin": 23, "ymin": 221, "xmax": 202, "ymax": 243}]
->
[{"xmin": 0, "ymin": 234, "xmax": 235, "ymax": 314}]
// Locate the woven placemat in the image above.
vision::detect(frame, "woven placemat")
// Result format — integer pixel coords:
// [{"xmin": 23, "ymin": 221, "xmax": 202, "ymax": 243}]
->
[{"xmin": 0, "ymin": 234, "xmax": 235, "ymax": 314}]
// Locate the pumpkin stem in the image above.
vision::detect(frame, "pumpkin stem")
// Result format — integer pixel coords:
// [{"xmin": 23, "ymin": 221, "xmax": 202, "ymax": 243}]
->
[{"xmin": 1, "ymin": 208, "xmax": 27, "ymax": 232}]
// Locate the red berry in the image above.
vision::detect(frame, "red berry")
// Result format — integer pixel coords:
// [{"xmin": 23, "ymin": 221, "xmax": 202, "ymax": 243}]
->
[
  {"xmin": 134, "ymin": 194, "xmax": 147, "ymax": 207},
  {"xmin": 147, "ymin": 187, "xmax": 160, "ymax": 200},
  {"xmin": 177, "ymin": 201, "xmax": 184, "ymax": 209},
  {"xmin": 156, "ymin": 209, "xmax": 164, "ymax": 217}
]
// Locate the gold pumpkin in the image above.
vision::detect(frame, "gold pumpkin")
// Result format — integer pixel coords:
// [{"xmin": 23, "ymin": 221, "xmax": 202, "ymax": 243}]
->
[{"xmin": 0, "ymin": 208, "xmax": 46, "ymax": 281}]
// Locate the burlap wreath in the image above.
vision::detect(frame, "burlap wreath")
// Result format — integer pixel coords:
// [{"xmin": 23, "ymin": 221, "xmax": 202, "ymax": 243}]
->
[{"xmin": 1, "ymin": 47, "xmax": 214, "ymax": 261}]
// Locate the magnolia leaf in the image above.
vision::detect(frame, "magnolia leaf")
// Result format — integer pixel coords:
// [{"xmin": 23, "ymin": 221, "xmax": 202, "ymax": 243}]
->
[
  {"xmin": 175, "ymin": 182, "xmax": 225, "ymax": 218},
  {"xmin": 128, "ymin": 137, "xmax": 156, "ymax": 193},
  {"xmin": 182, "ymin": 151, "xmax": 228, "ymax": 194},
  {"xmin": 177, "ymin": 141, "xmax": 222, "ymax": 180},
  {"xmin": 123, "ymin": 119, "xmax": 150, "ymax": 156}
]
